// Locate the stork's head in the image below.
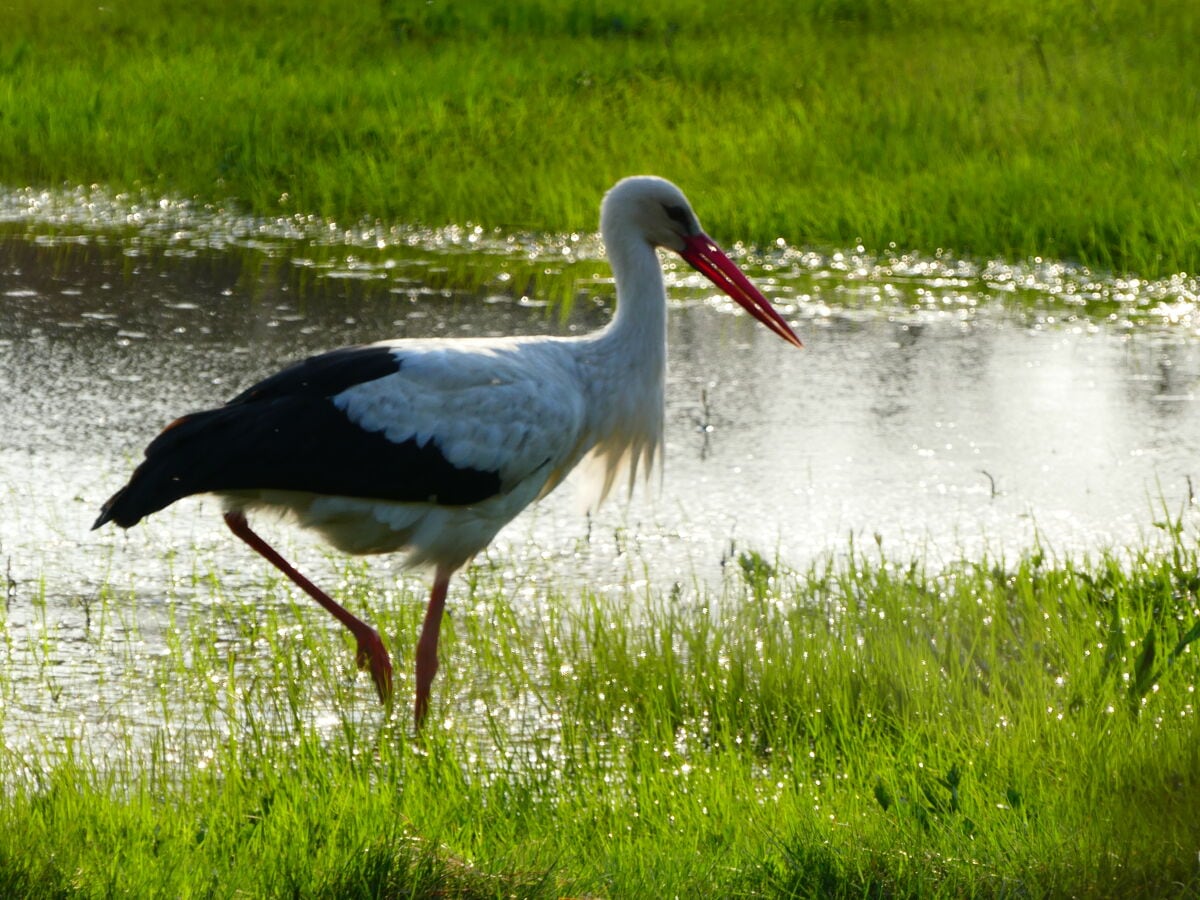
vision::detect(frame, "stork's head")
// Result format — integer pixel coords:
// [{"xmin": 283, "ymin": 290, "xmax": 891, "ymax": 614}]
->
[
  {"xmin": 601, "ymin": 175, "xmax": 701, "ymax": 254},
  {"xmin": 601, "ymin": 176, "xmax": 804, "ymax": 348}
]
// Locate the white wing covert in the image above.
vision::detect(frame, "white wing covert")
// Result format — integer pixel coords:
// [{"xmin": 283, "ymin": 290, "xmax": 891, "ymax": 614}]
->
[{"xmin": 335, "ymin": 339, "xmax": 588, "ymax": 501}]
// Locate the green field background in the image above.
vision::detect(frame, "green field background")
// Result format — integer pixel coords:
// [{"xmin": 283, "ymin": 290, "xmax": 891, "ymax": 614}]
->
[{"xmin": 1, "ymin": 0, "xmax": 1197, "ymax": 275}]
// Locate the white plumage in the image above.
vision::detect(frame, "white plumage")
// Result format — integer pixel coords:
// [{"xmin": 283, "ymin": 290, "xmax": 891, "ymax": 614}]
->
[
  {"xmin": 95, "ymin": 176, "xmax": 803, "ymax": 728},
  {"xmin": 301, "ymin": 338, "xmax": 592, "ymax": 562}
]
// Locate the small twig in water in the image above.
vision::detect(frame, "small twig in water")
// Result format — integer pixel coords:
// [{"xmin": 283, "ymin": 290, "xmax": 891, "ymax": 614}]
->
[
  {"xmin": 692, "ymin": 388, "xmax": 714, "ymax": 460},
  {"xmin": 979, "ymin": 470, "xmax": 999, "ymax": 500},
  {"xmin": 4, "ymin": 557, "xmax": 14, "ymax": 611},
  {"xmin": 77, "ymin": 594, "xmax": 94, "ymax": 633}
]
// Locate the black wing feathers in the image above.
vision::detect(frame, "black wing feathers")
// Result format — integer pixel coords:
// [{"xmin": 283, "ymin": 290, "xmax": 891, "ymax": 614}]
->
[
  {"xmin": 225, "ymin": 345, "xmax": 401, "ymax": 405},
  {"xmin": 94, "ymin": 345, "xmax": 502, "ymax": 529}
]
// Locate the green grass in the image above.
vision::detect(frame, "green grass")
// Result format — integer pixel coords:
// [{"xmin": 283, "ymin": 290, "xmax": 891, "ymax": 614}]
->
[
  {"xmin": 0, "ymin": 0, "xmax": 1198, "ymax": 276},
  {"xmin": 3, "ymin": 518, "xmax": 1200, "ymax": 897}
]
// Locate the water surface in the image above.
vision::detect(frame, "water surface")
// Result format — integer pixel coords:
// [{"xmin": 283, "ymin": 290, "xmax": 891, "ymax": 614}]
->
[{"xmin": 1, "ymin": 187, "xmax": 1197, "ymax": 755}]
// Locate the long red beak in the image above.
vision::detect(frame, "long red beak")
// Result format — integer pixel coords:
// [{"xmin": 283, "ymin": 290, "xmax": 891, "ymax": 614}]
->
[{"xmin": 680, "ymin": 233, "xmax": 803, "ymax": 348}]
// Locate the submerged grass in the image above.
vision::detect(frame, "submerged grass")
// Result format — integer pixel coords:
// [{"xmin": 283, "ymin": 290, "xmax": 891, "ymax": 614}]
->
[
  {"xmin": 0, "ymin": 0, "xmax": 1198, "ymax": 276},
  {"xmin": 3, "ymin": 519, "xmax": 1200, "ymax": 896}
]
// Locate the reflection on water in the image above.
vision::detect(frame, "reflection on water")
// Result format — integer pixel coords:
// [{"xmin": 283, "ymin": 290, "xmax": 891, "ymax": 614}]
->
[{"xmin": 1, "ymin": 191, "xmax": 1198, "ymax": 759}]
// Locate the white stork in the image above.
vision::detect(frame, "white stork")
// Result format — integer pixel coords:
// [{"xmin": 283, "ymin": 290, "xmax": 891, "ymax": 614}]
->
[{"xmin": 94, "ymin": 176, "xmax": 803, "ymax": 728}]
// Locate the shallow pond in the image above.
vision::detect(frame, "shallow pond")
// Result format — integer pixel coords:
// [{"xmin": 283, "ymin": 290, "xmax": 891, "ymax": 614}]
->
[{"xmin": 1, "ymin": 187, "xmax": 1198, "ymax": 755}]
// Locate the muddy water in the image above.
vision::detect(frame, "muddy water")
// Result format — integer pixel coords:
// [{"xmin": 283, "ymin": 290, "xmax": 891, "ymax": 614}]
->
[{"xmin": 1, "ymin": 189, "xmax": 1198, "ymax": 752}]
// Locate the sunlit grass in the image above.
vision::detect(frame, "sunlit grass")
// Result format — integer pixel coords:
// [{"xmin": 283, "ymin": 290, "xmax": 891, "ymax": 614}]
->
[
  {"xmin": 2, "ymin": 514, "xmax": 1199, "ymax": 896},
  {"xmin": 0, "ymin": 0, "xmax": 1197, "ymax": 276}
]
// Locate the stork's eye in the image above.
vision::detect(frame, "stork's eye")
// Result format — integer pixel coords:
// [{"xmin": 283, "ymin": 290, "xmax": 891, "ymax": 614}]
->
[{"xmin": 663, "ymin": 204, "xmax": 692, "ymax": 229}]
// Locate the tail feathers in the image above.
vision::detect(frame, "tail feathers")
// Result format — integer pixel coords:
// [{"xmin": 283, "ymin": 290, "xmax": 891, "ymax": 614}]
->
[
  {"xmin": 93, "ymin": 409, "xmax": 239, "ymax": 531},
  {"xmin": 92, "ymin": 465, "xmax": 189, "ymax": 530}
]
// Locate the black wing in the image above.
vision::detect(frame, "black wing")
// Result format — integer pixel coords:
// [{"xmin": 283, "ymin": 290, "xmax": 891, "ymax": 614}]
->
[
  {"xmin": 224, "ymin": 344, "xmax": 401, "ymax": 404},
  {"xmin": 94, "ymin": 345, "xmax": 502, "ymax": 529}
]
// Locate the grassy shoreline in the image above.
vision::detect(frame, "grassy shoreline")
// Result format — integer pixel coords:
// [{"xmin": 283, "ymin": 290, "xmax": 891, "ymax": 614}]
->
[
  {"xmin": 0, "ymin": 1, "xmax": 1197, "ymax": 276},
  {"xmin": 2, "ymin": 528, "xmax": 1199, "ymax": 897}
]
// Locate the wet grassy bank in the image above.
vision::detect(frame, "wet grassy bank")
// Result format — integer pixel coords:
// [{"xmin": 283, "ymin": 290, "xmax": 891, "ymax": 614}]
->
[
  {"xmin": 2, "ymin": 527, "xmax": 1199, "ymax": 897},
  {"xmin": 0, "ymin": 0, "xmax": 1197, "ymax": 275}
]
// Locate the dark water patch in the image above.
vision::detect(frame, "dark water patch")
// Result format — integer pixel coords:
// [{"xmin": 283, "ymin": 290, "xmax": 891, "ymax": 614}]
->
[{"xmin": 3, "ymin": 184, "xmax": 1197, "ymax": 330}]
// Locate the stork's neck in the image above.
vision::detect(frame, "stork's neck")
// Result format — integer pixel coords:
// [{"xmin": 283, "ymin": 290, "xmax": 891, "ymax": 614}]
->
[
  {"xmin": 585, "ymin": 224, "xmax": 669, "ymax": 427},
  {"xmin": 599, "ymin": 227, "xmax": 669, "ymax": 365},
  {"xmin": 562, "ymin": 223, "xmax": 668, "ymax": 508}
]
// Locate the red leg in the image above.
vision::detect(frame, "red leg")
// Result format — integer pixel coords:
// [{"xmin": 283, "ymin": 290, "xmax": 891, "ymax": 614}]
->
[
  {"xmin": 223, "ymin": 511, "xmax": 393, "ymax": 705},
  {"xmin": 413, "ymin": 568, "xmax": 451, "ymax": 730}
]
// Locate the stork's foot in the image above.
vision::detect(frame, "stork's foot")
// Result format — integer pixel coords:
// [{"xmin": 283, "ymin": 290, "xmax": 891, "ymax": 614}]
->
[
  {"xmin": 354, "ymin": 628, "xmax": 394, "ymax": 705},
  {"xmin": 413, "ymin": 658, "xmax": 440, "ymax": 731},
  {"xmin": 413, "ymin": 687, "xmax": 431, "ymax": 732}
]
